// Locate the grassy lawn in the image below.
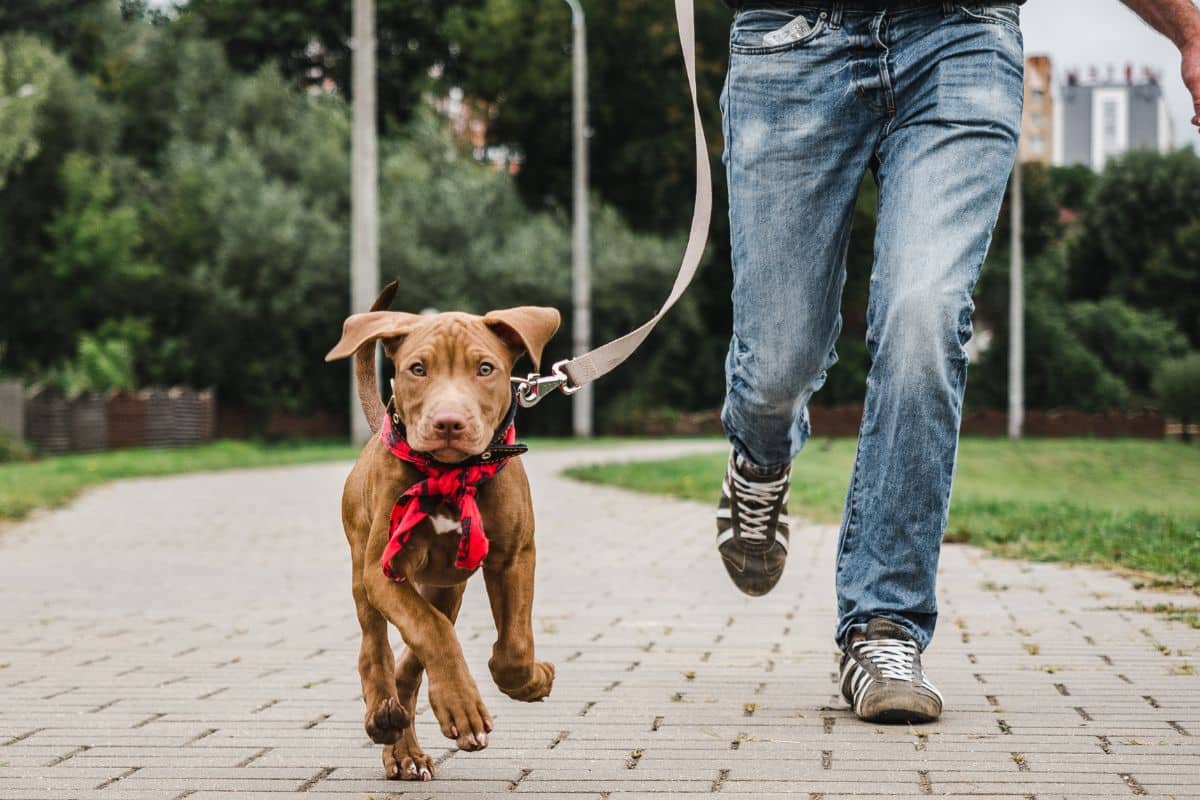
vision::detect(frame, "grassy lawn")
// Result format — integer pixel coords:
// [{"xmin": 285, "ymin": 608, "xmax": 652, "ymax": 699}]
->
[
  {"xmin": 0, "ymin": 440, "xmax": 360, "ymax": 521},
  {"xmin": 565, "ymin": 438, "xmax": 1200, "ymax": 588}
]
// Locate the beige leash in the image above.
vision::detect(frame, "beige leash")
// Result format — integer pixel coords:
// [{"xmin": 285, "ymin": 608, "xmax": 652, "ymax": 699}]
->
[{"xmin": 512, "ymin": 0, "xmax": 712, "ymax": 407}]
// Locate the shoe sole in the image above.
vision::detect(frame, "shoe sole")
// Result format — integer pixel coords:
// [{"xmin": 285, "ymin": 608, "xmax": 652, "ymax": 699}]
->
[
  {"xmin": 855, "ymin": 688, "xmax": 942, "ymax": 724},
  {"xmin": 858, "ymin": 707, "xmax": 940, "ymax": 724}
]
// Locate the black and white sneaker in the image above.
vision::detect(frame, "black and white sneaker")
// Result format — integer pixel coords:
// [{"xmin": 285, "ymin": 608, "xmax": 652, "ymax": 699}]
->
[
  {"xmin": 715, "ymin": 452, "xmax": 790, "ymax": 596},
  {"xmin": 839, "ymin": 617, "xmax": 944, "ymax": 723}
]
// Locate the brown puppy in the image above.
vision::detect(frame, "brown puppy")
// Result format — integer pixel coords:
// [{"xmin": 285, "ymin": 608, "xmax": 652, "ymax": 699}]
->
[{"xmin": 326, "ymin": 282, "xmax": 560, "ymax": 781}]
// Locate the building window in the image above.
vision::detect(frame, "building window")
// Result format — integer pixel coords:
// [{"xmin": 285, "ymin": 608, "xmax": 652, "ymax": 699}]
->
[{"xmin": 1102, "ymin": 101, "xmax": 1118, "ymax": 143}]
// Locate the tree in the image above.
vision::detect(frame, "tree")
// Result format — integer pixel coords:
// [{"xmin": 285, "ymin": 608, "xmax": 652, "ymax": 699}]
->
[
  {"xmin": 971, "ymin": 297, "xmax": 1131, "ymax": 413},
  {"xmin": 1068, "ymin": 150, "xmax": 1200, "ymax": 345},
  {"xmin": 1141, "ymin": 219, "xmax": 1200, "ymax": 345},
  {"xmin": 1154, "ymin": 353, "xmax": 1200, "ymax": 441},
  {"xmin": 1068, "ymin": 299, "xmax": 1190, "ymax": 399},
  {"xmin": 1045, "ymin": 163, "xmax": 1095, "ymax": 211},
  {"xmin": 0, "ymin": 33, "xmax": 116, "ymax": 373},
  {"xmin": 446, "ymin": 0, "xmax": 730, "ymax": 232},
  {"xmin": 41, "ymin": 151, "xmax": 160, "ymax": 359},
  {"xmin": 0, "ymin": 0, "xmax": 123, "ymax": 76},
  {"xmin": 182, "ymin": 0, "xmax": 479, "ymax": 129},
  {"xmin": 0, "ymin": 35, "xmax": 58, "ymax": 188}
]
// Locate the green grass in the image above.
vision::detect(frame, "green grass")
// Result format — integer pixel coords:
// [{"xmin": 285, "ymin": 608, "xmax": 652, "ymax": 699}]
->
[
  {"xmin": 565, "ymin": 438, "xmax": 1200, "ymax": 587},
  {"xmin": 0, "ymin": 439, "xmax": 359, "ymax": 521}
]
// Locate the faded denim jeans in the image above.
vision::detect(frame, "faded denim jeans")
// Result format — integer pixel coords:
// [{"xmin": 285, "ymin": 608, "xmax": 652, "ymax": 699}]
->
[{"xmin": 720, "ymin": 1, "xmax": 1023, "ymax": 649}]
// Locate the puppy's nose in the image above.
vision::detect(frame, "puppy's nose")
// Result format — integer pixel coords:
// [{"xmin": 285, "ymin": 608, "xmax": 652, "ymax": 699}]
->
[{"xmin": 432, "ymin": 412, "xmax": 468, "ymax": 438}]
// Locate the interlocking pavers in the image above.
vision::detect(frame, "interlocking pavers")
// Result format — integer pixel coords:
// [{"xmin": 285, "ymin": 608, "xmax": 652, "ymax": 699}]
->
[{"xmin": 2, "ymin": 441, "xmax": 1198, "ymax": 798}]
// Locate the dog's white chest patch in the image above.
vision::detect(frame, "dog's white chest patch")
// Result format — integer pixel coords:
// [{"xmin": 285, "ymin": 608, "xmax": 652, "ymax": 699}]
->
[{"xmin": 427, "ymin": 507, "xmax": 462, "ymax": 536}]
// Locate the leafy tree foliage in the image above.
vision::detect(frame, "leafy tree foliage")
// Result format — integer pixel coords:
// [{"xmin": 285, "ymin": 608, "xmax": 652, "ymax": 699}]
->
[
  {"xmin": 1154, "ymin": 353, "xmax": 1200, "ymax": 439},
  {"xmin": 1068, "ymin": 150, "xmax": 1200, "ymax": 344},
  {"xmin": 1068, "ymin": 300, "xmax": 1190, "ymax": 397},
  {"xmin": 182, "ymin": 0, "xmax": 479, "ymax": 128},
  {"xmin": 43, "ymin": 318, "xmax": 148, "ymax": 395},
  {"xmin": 0, "ymin": 0, "xmax": 122, "ymax": 75},
  {"xmin": 0, "ymin": 32, "xmax": 116, "ymax": 372},
  {"xmin": 445, "ymin": 0, "xmax": 730, "ymax": 233},
  {"xmin": 0, "ymin": 35, "xmax": 60, "ymax": 188},
  {"xmin": 970, "ymin": 160, "xmax": 1197, "ymax": 413}
]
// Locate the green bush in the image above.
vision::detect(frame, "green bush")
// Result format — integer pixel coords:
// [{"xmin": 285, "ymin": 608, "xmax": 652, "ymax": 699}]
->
[
  {"xmin": 971, "ymin": 297, "xmax": 1131, "ymax": 412},
  {"xmin": 1067, "ymin": 299, "xmax": 1190, "ymax": 399},
  {"xmin": 0, "ymin": 432, "xmax": 32, "ymax": 464},
  {"xmin": 1154, "ymin": 353, "xmax": 1200, "ymax": 440},
  {"xmin": 41, "ymin": 318, "xmax": 147, "ymax": 395}
]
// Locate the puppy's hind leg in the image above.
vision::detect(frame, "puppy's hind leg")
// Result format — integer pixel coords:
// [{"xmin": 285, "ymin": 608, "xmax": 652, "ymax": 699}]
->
[
  {"xmin": 384, "ymin": 583, "xmax": 467, "ymax": 781},
  {"xmin": 353, "ymin": 577, "xmax": 408, "ymax": 745}
]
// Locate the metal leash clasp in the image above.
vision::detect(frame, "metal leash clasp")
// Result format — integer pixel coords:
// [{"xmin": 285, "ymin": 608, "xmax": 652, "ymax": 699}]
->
[{"xmin": 511, "ymin": 359, "xmax": 581, "ymax": 408}]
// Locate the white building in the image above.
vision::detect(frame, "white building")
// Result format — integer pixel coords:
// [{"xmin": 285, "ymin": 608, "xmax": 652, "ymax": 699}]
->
[{"xmin": 1055, "ymin": 65, "xmax": 1173, "ymax": 170}]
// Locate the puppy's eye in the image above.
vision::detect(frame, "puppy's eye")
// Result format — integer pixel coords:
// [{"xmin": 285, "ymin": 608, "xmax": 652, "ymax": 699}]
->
[
  {"xmin": 477, "ymin": 362, "xmax": 495, "ymax": 377},
  {"xmin": 409, "ymin": 363, "xmax": 426, "ymax": 377}
]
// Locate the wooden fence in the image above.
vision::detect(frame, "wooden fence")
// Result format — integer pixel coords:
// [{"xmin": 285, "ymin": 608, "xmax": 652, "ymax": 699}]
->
[{"xmin": 18, "ymin": 387, "xmax": 216, "ymax": 454}]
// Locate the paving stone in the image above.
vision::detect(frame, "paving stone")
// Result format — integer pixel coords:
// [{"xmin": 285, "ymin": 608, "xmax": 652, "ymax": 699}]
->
[{"xmin": 1, "ymin": 442, "xmax": 1198, "ymax": 797}]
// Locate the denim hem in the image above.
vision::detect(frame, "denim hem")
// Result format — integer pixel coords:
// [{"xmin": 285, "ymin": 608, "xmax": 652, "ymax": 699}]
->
[
  {"xmin": 835, "ymin": 614, "xmax": 930, "ymax": 652},
  {"xmin": 722, "ymin": 423, "xmax": 793, "ymax": 475}
]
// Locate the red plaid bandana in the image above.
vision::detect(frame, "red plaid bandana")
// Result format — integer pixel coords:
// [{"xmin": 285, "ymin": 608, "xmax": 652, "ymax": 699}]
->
[{"xmin": 378, "ymin": 412, "xmax": 520, "ymax": 582}]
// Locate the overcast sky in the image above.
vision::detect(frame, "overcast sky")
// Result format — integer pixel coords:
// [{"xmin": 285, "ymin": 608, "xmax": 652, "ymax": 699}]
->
[{"xmin": 1022, "ymin": 0, "xmax": 1198, "ymax": 148}]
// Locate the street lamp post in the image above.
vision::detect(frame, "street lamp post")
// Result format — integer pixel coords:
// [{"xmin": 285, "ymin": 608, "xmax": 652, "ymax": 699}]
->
[
  {"xmin": 1008, "ymin": 159, "xmax": 1024, "ymax": 440},
  {"xmin": 350, "ymin": 0, "xmax": 379, "ymax": 444},
  {"xmin": 564, "ymin": 0, "xmax": 592, "ymax": 438}
]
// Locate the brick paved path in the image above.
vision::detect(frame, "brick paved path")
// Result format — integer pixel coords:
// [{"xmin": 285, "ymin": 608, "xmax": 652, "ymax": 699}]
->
[{"xmin": 1, "ymin": 441, "xmax": 1198, "ymax": 799}]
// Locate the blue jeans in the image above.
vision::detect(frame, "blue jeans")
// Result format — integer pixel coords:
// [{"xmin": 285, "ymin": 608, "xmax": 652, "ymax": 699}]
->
[{"xmin": 719, "ymin": 1, "xmax": 1023, "ymax": 650}]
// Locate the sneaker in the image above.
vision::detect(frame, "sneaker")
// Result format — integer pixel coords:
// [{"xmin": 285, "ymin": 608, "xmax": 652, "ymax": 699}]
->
[
  {"xmin": 715, "ymin": 452, "xmax": 790, "ymax": 596},
  {"xmin": 839, "ymin": 617, "xmax": 944, "ymax": 723}
]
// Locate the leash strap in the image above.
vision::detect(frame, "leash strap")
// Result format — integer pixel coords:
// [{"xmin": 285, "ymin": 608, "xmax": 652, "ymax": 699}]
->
[{"xmin": 516, "ymin": 0, "xmax": 711, "ymax": 403}]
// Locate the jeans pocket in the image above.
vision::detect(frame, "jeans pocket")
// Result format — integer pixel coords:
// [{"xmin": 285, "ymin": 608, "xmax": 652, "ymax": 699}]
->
[
  {"xmin": 730, "ymin": 8, "xmax": 828, "ymax": 55},
  {"xmin": 956, "ymin": 3, "xmax": 1021, "ymax": 33}
]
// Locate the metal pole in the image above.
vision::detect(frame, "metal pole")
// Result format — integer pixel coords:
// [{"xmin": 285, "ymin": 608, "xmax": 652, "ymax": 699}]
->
[
  {"xmin": 351, "ymin": 0, "xmax": 379, "ymax": 445},
  {"xmin": 1007, "ymin": 159, "xmax": 1024, "ymax": 440},
  {"xmin": 564, "ymin": 0, "xmax": 592, "ymax": 438}
]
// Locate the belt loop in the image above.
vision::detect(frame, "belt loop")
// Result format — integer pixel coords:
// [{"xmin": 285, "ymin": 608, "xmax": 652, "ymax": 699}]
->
[
  {"xmin": 941, "ymin": 1, "xmax": 956, "ymax": 15},
  {"xmin": 829, "ymin": 2, "xmax": 844, "ymax": 28}
]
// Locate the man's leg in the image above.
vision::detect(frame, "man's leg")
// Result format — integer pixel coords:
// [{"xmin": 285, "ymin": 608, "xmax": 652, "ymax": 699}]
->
[
  {"xmin": 834, "ymin": 6, "xmax": 1023, "ymax": 651},
  {"xmin": 718, "ymin": 4, "xmax": 882, "ymax": 595}
]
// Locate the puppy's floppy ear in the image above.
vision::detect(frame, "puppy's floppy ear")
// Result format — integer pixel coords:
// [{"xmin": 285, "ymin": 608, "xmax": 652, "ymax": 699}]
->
[
  {"xmin": 325, "ymin": 311, "xmax": 422, "ymax": 361},
  {"xmin": 484, "ymin": 307, "xmax": 562, "ymax": 370},
  {"xmin": 325, "ymin": 281, "xmax": 421, "ymax": 361}
]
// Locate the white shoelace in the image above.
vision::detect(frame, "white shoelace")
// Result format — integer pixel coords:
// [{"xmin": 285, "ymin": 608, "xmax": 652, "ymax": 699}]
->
[
  {"xmin": 730, "ymin": 467, "xmax": 789, "ymax": 543},
  {"xmin": 853, "ymin": 638, "xmax": 919, "ymax": 681}
]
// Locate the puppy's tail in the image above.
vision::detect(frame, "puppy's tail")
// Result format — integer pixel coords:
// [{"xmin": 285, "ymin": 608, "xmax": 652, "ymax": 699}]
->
[{"xmin": 355, "ymin": 281, "xmax": 398, "ymax": 436}]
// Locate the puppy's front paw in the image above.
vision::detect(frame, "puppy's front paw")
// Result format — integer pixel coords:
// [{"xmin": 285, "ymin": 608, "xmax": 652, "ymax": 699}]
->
[
  {"xmin": 427, "ymin": 671, "xmax": 493, "ymax": 751},
  {"xmin": 364, "ymin": 695, "xmax": 409, "ymax": 744},
  {"xmin": 383, "ymin": 734, "xmax": 435, "ymax": 781},
  {"xmin": 493, "ymin": 659, "xmax": 556, "ymax": 702}
]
